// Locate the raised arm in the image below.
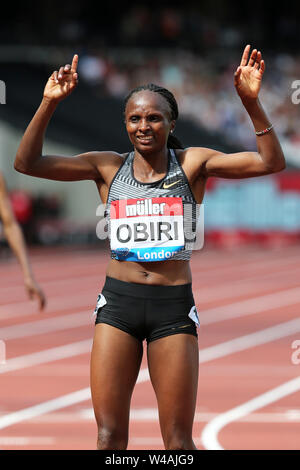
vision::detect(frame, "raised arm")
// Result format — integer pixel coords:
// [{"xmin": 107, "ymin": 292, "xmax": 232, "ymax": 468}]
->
[
  {"xmin": 14, "ymin": 54, "xmax": 120, "ymax": 182},
  {"xmin": 0, "ymin": 172, "xmax": 46, "ymax": 310},
  {"xmin": 200, "ymin": 45, "xmax": 286, "ymax": 179}
]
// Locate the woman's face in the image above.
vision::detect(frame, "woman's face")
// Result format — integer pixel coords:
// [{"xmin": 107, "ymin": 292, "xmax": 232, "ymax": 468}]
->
[{"xmin": 125, "ymin": 90, "xmax": 175, "ymax": 153}]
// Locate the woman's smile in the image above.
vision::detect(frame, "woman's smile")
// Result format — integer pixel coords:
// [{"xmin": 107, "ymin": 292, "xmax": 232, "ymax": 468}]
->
[{"xmin": 136, "ymin": 134, "xmax": 154, "ymax": 144}]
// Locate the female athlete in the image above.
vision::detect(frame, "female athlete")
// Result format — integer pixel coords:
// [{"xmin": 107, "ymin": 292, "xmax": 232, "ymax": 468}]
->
[{"xmin": 14, "ymin": 45, "xmax": 285, "ymax": 450}]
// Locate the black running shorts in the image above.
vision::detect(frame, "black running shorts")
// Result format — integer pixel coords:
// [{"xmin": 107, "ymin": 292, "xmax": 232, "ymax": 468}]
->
[{"xmin": 94, "ymin": 276, "xmax": 199, "ymax": 343}]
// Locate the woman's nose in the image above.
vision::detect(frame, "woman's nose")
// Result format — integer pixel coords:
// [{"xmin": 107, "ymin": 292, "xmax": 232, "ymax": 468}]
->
[{"xmin": 139, "ymin": 119, "xmax": 150, "ymax": 132}]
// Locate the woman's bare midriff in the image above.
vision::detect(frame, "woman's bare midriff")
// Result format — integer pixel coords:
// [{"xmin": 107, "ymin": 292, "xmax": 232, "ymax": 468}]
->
[{"xmin": 105, "ymin": 258, "xmax": 192, "ymax": 285}]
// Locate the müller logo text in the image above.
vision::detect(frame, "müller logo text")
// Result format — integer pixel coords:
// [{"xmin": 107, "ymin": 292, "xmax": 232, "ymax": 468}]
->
[{"xmin": 125, "ymin": 199, "xmax": 167, "ymax": 216}]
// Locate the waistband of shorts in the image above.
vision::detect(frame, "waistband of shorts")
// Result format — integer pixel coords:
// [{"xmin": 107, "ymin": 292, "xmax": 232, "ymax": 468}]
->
[{"xmin": 102, "ymin": 276, "xmax": 193, "ymax": 299}]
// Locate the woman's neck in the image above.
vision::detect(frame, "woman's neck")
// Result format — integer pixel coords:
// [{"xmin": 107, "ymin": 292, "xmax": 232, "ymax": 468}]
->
[{"xmin": 133, "ymin": 148, "xmax": 169, "ymax": 178}]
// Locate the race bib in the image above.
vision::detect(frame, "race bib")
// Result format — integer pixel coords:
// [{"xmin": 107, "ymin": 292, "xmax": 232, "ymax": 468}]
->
[{"xmin": 109, "ymin": 197, "xmax": 185, "ymax": 262}]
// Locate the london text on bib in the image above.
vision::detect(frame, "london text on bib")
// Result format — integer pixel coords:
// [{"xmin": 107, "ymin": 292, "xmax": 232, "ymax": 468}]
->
[{"xmin": 110, "ymin": 197, "xmax": 185, "ymax": 262}]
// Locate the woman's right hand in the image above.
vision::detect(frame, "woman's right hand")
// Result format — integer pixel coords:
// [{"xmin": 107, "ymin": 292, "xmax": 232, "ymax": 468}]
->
[
  {"xmin": 43, "ymin": 54, "xmax": 79, "ymax": 104},
  {"xmin": 24, "ymin": 275, "xmax": 46, "ymax": 311}
]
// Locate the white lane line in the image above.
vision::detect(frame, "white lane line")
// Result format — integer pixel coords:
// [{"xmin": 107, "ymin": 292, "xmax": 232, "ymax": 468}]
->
[
  {"xmin": 9, "ymin": 408, "xmax": 300, "ymax": 424},
  {"xmin": 2, "ymin": 284, "xmax": 300, "ymax": 343},
  {"xmin": 80, "ymin": 407, "xmax": 300, "ymax": 424},
  {"xmin": 200, "ymin": 286, "xmax": 300, "ymax": 324},
  {"xmin": 201, "ymin": 376, "xmax": 300, "ymax": 450},
  {"xmin": 199, "ymin": 317, "xmax": 300, "ymax": 363},
  {"xmin": 0, "ymin": 291, "xmax": 96, "ymax": 320},
  {"xmin": 191, "ymin": 250, "xmax": 300, "ymax": 279},
  {"xmin": 0, "ymin": 245, "xmax": 286, "ymax": 276},
  {"xmin": 1, "ymin": 248, "xmax": 300, "ymax": 320},
  {"xmin": 194, "ymin": 266, "xmax": 300, "ymax": 303},
  {"xmin": 0, "ymin": 368, "xmax": 150, "ymax": 431},
  {"xmin": 129, "ymin": 436, "xmax": 204, "ymax": 447},
  {"xmin": 0, "ymin": 340, "xmax": 92, "ymax": 374},
  {"xmin": 2, "ymin": 279, "xmax": 300, "ymax": 331},
  {"xmin": 0, "ymin": 311, "xmax": 92, "ymax": 341},
  {"xmin": 0, "ymin": 437, "xmax": 55, "ymax": 446},
  {"xmin": 2, "ymin": 317, "xmax": 300, "ymax": 376},
  {"xmin": 2, "ymin": 262, "xmax": 300, "ymax": 322},
  {"xmin": 0, "ymin": 388, "xmax": 91, "ymax": 431},
  {"xmin": 0, "ymin": 253, "xmax": 106, "ymax": 274},
  {"xmin": 1, "ymin": 247, "xmax": 298, "ymax": 297},
  {"xmin": 0, "ymin": 275, "xmax": 102, "ymax": 319},
  {"xmin": 0, "ymin": 316, "xmax": 299, "ymax": 431},
  {"xmin": 0, "ymin": 273, "xmax": 101, "ymax": 296}
]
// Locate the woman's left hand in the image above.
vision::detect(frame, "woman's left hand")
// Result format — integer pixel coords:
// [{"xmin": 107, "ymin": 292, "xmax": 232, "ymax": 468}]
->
[{"xmin": 234, "ymin": 45, "xmax": 265, "ymax": 102}]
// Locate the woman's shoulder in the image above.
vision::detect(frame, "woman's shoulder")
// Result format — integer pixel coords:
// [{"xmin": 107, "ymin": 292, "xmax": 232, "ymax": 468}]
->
[
  {"xmin": 174, "ymin": 146, "xmax": 223, "ymax": 179},
  {"xmin": 174, "ymin": 146, "xmax": 220, "ymax": 164},
  {"xmin": 86, "ymin": 151, "xmax": 131, "ymax": 183},
  {"xmin": 177, "ymin": 146, "xmax": 220, "ymax": 156},
  {"xmin": 85, "ymin": 150, "xmax": 130, "ymax": 167}
]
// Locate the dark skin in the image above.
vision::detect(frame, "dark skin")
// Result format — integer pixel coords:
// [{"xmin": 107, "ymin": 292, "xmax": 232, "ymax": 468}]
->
[
  {"xmin": 0, "ymin": 171, "xmax": 45, "ymax": 310},
  {"xmin": 14, "ymin": 46, "xmax": 285, "ymax": 449}
]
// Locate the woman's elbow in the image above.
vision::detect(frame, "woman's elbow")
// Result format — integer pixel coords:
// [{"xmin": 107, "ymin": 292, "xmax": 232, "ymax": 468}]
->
[
  {"xmin": 271, "ymin": 162, "xmax": 286, "ymax": 173},
  {"xmin": 14, "ymin": 162, "xmax": 24, "ymax": 173},
  {"xmin": 273, "ymin": 151, "xmax": 287, "ymax": 173},
  {"xmin": 264, "ymin": 159, "xmax": 286, "ymax": 174},
  {"xmin": 14, "ymin": 156, "xmax": 30, "ymax": 174}
]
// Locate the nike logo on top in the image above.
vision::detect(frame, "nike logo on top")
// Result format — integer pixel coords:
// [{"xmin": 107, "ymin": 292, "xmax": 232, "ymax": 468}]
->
[{"xmin": 163, "ymin": 180, "xmax": 180, "ymax": 189}]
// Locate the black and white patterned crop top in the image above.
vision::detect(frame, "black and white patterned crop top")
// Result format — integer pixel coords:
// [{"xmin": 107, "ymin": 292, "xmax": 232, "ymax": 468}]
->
[{"xmin": 103, "ymin": 148, "xmax": 200, "ymax": 262}]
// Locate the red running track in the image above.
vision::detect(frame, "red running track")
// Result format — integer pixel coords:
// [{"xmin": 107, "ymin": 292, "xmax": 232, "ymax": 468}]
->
[{"xmin": 0, "ymin": 243, "xmax": 300, "ymax": 450}]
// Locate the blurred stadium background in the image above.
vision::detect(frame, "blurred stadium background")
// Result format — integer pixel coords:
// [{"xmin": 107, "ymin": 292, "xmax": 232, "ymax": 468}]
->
[
  {"xmin": 1, "ymin": 0, "xmax": 300, "ymax": 250},
  {"xmin": 2, "ymin": 2, "xmax": 300, "ymax": 451}
]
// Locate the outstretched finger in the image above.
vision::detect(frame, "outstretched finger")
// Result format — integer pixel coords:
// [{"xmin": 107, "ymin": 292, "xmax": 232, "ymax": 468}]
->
[
  {"xmin": 254, "ymin": 51, "xmax": 261, "ymax": 69},
  {"xmin": 248, "ymin": 49, "xmax": 257, "ymax": 67},
  {"xmin": 58, "ymin": 66, "xmax": 65, "ymax": 79},
  {"xmin": 259, "ymin": 59, "xmax": 265, "ymax": 74},
  {"xmin": 240, "ymin": 44, "xmax": 250, "ymax": 67},
  {"xmin": 71, "ymin": 54, "xmax": 78, "ymax": 73}
]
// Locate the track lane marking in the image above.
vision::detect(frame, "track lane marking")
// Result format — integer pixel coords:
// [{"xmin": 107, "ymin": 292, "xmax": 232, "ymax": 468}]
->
[
  {"xmin": 5, "ymin": 408, "xmax": 300, "ymax": 423},
  {"xmin": 199, "ymin": 317, "xmax": 300, "ymax": 362},
  {"xmin": 1, "ymin": 317, "xmax": 300, "ymax": 374},
  {"xmin": 0, "ymin": 318, "xmax": 300, "ymax": 431},
  {"xmin": 200, "ymin": 287, "xmax": 300, "ymax": 324},
  {"xmin": 2, "ymin": 285, "xmax": 300, "ymax": 341},
  {"xmin": 2, "ymin": 263, "xmax": 300, "ymax": 320},
  {"xmin": 201, "ymin": 376, "xmax": 300, "ymax": 450},
  {"xmin": 0, "ymin": 340, "xmax": 92, "ymax": 374},
  {"xmin": 0, "ymin": 368, "xmax": 150, "ymax": 431}
]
